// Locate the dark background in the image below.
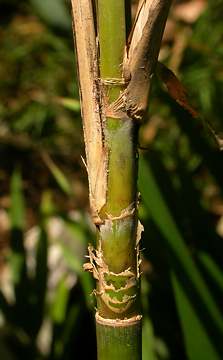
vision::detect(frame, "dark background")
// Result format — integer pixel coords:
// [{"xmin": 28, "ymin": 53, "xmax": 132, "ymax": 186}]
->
[{"xmin": 0, "ymin": 1, "xmax": 223, "ymax": 359}]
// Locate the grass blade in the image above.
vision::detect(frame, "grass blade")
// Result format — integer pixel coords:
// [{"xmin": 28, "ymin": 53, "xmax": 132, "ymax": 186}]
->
[
  {"xmin": 139, "ymin": 156, "xmax": 223, "ymax": 356},
  {"xmin": 172, "ymin": 272, "xmax": 220, "ymax": 360}
]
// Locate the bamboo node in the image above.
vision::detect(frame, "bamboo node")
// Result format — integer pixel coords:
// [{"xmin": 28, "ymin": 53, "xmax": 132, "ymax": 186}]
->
[
  {"xmin": 100, "ymin": 77, "xmax": 129, "ymax": 86},
  {"xmin": 84, "ymin": 244, "xmax": 139, "ymax": 313},
  {"xmin": 95, "ymin": 312, "xmax": 142, "ymax": 327},
  {"xmin": 105, "ymin": 203, "xmax": 135, "ymax": 221}
]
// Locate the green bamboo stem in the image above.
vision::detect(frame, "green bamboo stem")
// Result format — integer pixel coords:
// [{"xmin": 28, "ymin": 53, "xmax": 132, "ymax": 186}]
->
[
  {"xmin": 71, "ymin": 1, "xmax": 172, "ymax": 359},
  {"xmin": 98, "ymin": 0, "xmax": 135, "ymax": 219},
  {"xmin": 97, "ymin": 0, "xmax": 140, "ymax": 311},
  {"xmin": 96, "ymin": 314, "xmax": 142, "ymax": 360},
  {"xmin": 96, "ymin": 1, "xmax": 141, "ymax": 359}
]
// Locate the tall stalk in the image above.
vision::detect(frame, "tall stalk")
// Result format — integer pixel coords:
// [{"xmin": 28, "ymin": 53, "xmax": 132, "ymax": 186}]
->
[
  {"xmin": 96, "ymin": 1, "xmax": 141, "ymax": 359},
  {"xmin": 71, "ymin": 1, "xmax": 172, "ymax": 359}
]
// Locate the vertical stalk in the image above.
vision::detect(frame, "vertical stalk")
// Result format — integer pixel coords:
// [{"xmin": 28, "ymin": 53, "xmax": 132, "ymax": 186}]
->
[
  {"xmin": 71, "ymin": 1, "xmax": 172, "ymax": 359},
  {"xmin": 96, "ymin": 1, "xmax": 142, "ymax": 359}
]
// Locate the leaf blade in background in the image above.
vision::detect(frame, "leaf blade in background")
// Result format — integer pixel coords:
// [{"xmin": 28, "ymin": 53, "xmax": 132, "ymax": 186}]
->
[
  {"xmin": 141, "ymin": 277, "xmax": 159, "ymax": 360},
  {"xmin": 198, "ymin": 252, "xmax": 223, "ymax": 294},
  {"xmin": 138, "ymin": 156, "xmax": 223, "ymax": 357},
  {"xmin": 171, "ymin": 272, "xmax": 220, "ymax": 360},
  {"xmin": 57, "ymin": 97, "xmax": 81, "ymax": 113},
  {"xmin": 30, "ymin": 0, "xmax": 70, "ymax": 30},
  {"xmin": 9, "ymin": 169, "xmax": 26, "ymax": 287},
  {"xmin": 51, "ymin": 277, "xmax": 70, "ymax": 325},
  {"xmin": 142, "ymin": 316, "xmax": 157, "ymax": 360},
  {"xmin": 59, "ymin": 224, "xmax": 94, "ymax": 309},
  {"xmin": 32, "ymin": 226, "xmax": 48, "ymax": 334},
  {"xmin": 10, "ymin": 168, "xmax": 25, "ymax": 231},
  {"xmin": 41, "ymin": 151, "xmax": 72, "ymax": 196}
]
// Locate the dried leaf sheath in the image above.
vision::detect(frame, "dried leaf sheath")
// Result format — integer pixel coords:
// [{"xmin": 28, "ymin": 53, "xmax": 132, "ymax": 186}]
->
[
  {"xmin": 71, "ymin": 0, "xmax": 107, "ymax": 224},
  {"xmin": 108, "ymin": 0, "xmax": 172, "ymax": 122}
]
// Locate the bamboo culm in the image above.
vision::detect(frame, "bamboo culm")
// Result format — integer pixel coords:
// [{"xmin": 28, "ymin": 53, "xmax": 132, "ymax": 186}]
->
[{"xmin": 71, "ymin": 1, "xmax": 172, "ymax": 359}]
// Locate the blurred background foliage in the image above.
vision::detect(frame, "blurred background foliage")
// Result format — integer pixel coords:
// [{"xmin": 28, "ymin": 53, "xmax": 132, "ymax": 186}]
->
[{"xmin": 0, "ymin": 0, "xmax": 223, "ymax": 359}]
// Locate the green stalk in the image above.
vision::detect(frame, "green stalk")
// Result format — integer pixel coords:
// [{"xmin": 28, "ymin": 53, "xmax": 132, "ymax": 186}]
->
[
  {"xmin": 96, "ymin": 315, "xmax": 142, "ymax": 360},
  {"xmin": 96, "ymin": 1, "xmax": 141, "ymax": 359},
  {"xmin": 71, "ymin": 1, "xmax": 171, "ymax": 358}
]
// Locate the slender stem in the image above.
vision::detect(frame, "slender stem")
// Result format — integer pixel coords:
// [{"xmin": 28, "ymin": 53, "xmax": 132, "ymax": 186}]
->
[
  {"xmin": 96, "ymin": 314, "xmax": 142, "ymax": 360},
  {"xmin": 71, "ymin": 1, "xmax": 172, "ymax": 359},
  {"xmin": 96, "ymin": 2, "xmax": 141, "ymax": 359},
  {"xmin": 99, "ymin": 0, "xmax": 136, "ymax": 216},
  {"xmin": 97, "ymin": 0, "xmax": 140, "ymax": 316},
  {"xmin": 98, "ymin": 1, "xmax": 125, "ymax": 80}
]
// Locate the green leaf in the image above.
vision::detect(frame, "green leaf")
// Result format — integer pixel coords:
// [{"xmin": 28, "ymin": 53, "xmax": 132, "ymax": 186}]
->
[
  {"xmin": 60, "ymin": 242, "xmax": 82, "ymax": 275},
  {"xmin": 57, "ymin": 97, "xmax": 81, "ymax": 113},
  {"xmin": 60, "ymin": 242, "xmax": 94, "ymax": 309},
  {"xmin": 9, "ymin": 169, "xmax": 26, "ymax": 287},
  {"xmin": 8, "ymin": 252, "xmax": 25, "ymax": 285},
  {"xmin": 41, "ymin": 152, "xmax": 72, "ymax": 195},
  {"xmin": 10, "ymin": 169, "xmax": 25, "ymax": 230},
  {"xmin": 198, "ymin": 252, "xmax": 223, "ymax": 294},
  {"xmin": 142, "ymin": 317, "xmax": 157, "ymax": 360},
  {"xmin": 53, "ymin": 303, "xmax": 80, "ymax": 358},
  {"xmin": 30, "ymin": 0, "xmax": 70, "ymax": 30},
  {"xmin": 138, "ymin": 156, "xmax": 223, "ymax": 356},
  {"xmin": 141, "ymin": 276, "xmax": 168, "ymax": 360},
  {"xmin": 35, "ymin": 227, "xmax": 48, "ymax": 293},
  {"xmin": 172, "ymin": 272, "xmax": 220, "ymax": 360},
  {"xmin": 40, "ymin": 190, "xmax": 57, "ymax": 217},
  {"xmin": 51, "ymin": 277, "xmax": 70, "ymax": 324},
  {"xmin": 33, "ymin": 227, "xmax": 48, "ymax": 330}
]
